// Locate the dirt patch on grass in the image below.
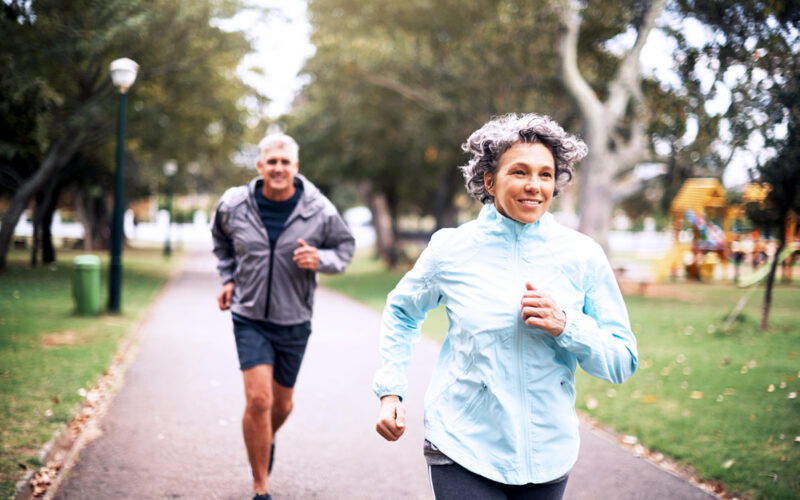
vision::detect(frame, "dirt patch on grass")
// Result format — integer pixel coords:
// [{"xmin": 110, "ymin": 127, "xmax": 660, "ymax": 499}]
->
[
  {"xmin": 40, "ymin": 331, "xmax": 98, "ymax": 348},
  {"xmin": 41, "ymin": 333, "xmax": 78, "ymax": 347}
]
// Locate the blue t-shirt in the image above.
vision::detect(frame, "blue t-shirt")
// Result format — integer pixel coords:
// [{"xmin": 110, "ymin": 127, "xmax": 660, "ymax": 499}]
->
[{"xmin": 254, "ymin": 178, "xmax": 303, "ymax": 246}]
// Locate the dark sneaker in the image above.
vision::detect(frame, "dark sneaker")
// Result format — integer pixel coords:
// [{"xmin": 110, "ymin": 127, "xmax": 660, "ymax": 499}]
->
[
  {"xmin": 268, "ymin": 441, "xmax": 275, "ymax": 474},
  {"xmin": 253, "ymin": 489, "xmax": 271, "ymax": 500}
]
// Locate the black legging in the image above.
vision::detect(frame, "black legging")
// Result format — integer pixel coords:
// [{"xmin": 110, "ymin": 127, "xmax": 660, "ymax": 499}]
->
[{"xmin": 429, "ymin": 462, "xmax": 568, "ymax": 500}]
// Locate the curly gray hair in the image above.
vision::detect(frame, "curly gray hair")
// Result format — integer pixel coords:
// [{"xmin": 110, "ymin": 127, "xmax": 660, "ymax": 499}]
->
[{"xmin": 459, "ymin": 113, "xmax": 588, "ymax": 203}]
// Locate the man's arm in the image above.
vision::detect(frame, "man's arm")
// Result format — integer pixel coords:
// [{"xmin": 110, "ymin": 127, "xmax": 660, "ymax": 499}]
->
[
  {"xmin": 210, "ymin": 201, "xmax": 236, "ymax": 285},
  {"xmin": 315, "ymin": 209, "xmax": 355, "ymax": 274}
]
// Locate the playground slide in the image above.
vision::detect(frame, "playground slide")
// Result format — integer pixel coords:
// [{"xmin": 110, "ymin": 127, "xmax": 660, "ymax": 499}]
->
[
  {"xmin": 652, "ymin": 243, "xmax": 689, "ymax": 282},
  {"xmin": 737, "ymin": 245, "xmax": 797, "ymax": 288}
]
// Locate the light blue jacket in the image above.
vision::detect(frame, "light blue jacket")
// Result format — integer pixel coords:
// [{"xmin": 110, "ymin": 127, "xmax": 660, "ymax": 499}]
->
[{"xmin": 373, "ymin": 204, "xmax": 637, "ymax": 485}]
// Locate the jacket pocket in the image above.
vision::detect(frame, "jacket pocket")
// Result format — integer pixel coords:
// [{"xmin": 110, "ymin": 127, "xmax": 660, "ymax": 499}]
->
[{"xmin": 450, "ymin": 381, "xmax": 488, "ymax": 426}]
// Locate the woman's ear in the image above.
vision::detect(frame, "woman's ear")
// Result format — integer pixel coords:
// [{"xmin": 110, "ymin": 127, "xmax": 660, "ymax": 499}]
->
[{"xmin": 484, "ymin": 172, "xmax": 495, "ymax": 195}]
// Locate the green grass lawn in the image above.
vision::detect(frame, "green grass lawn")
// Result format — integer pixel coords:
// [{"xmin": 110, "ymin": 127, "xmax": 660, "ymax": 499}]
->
[
  {"xmin": 0, "ymin": 248, "xmax": 178, "ymax": 499},
  {"xmin": 322, "ymin": 254, "xmax": 800, "ymax": 500}
]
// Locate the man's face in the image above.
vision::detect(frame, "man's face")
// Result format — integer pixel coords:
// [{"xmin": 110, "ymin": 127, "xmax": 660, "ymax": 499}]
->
[{"xmin": 256, "ymin": 144, "xmax": 298, "ymax": 201}]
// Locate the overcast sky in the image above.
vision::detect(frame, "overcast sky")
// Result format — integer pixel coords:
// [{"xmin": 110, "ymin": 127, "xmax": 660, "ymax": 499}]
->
[{"xmin": 226, "ymin": 1, "xmax": 752, "ymax": 187}]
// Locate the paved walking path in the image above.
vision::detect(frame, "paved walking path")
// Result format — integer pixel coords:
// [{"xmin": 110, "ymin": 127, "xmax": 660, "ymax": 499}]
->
[{"xmin": 54, "ymin": 251, "xmax": 716, "ymax": 499}]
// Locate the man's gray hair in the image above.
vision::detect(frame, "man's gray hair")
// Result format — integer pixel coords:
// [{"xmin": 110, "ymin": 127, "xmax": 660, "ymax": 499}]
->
[
  {"xmin": 258, "ymin": 133, "xmax": 299, "ymax": 161},
  {"xmin": 459, "ymin": 113, "xmax": 588, "ymax": 203}
]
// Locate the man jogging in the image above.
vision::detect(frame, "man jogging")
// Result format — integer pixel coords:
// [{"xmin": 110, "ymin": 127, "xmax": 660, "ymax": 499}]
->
[{"xmin": 211, "ymin": 133, "xmax": 355, "ymax": 500}]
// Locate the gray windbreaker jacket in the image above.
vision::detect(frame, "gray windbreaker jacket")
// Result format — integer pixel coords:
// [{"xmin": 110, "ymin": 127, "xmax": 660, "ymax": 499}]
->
[{"xmin": 210, "ymin": 174, "xmax": 355, "ymax": 324}]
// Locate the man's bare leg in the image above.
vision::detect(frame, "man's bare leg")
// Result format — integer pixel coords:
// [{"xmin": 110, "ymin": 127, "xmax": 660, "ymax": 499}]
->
[
  {"xmin": 271, "ymin": 380, "xmax": 295, "ymax": 433},
  {"xmin": 242, "ymin": 365, "xmax": 273, "ymax": 493}
]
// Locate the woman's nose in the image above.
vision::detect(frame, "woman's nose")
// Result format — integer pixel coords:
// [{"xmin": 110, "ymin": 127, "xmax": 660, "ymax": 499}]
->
[{"xmin": 525, "ymin": 176, "xmax": 540, "ymax": 191}]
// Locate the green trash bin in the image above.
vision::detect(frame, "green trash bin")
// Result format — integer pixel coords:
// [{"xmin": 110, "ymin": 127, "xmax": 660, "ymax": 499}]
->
[{"xmin": 73, "ymin": 255, "xmax": 101, "ymax": 315}]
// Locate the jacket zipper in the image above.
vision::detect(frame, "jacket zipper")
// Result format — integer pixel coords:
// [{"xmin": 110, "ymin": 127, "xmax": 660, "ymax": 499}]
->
[
  {"xmin": 264, "ymin": 237, "xmax": 276, "ymax": 319},
  {"xmin": 514, "ymin": 230, "xmax": 533, "ymax": 479}
]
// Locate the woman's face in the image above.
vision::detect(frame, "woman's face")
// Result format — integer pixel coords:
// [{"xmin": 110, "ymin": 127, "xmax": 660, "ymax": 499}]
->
[{"xmin": 485, "ymin": 142, "xmax": 555, "ymax": 224}]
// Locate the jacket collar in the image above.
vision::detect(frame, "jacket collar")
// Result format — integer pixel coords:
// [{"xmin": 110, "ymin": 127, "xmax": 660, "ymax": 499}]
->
[
  {"xmin": 247, "ymin": 173, "xmax": 323, "ymax": 219},
  {"xmin": 477, "ymin": 203, "xmax": 553, "ymax": 241}
]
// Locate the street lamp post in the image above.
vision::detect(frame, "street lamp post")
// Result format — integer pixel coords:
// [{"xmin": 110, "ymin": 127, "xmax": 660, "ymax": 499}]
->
[
  {"xmin": 163, "ymin": 160, "xmax": 178, "ymax": 257},
  {"xmin": 108, "ymin": 58, "xmax": 139, "ymax": 313}
]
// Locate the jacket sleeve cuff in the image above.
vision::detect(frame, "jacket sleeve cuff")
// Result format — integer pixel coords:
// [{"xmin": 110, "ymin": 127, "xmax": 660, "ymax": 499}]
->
[
  {"xmin": 554, "ymin": 309, "xmax": 591, "ymax": 351},
  {"xmin": 373, "ymin": 371, "xmax": 408, "ymax": 402},
  {"xmin": 373, "ymin": 384, "xmax": 407, "ymax": 402}
]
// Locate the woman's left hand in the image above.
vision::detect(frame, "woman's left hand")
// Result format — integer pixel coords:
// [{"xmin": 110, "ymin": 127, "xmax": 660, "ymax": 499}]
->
[{"xmin": 521, "ymin": 282, "xmax": 566, "ymax": 337}]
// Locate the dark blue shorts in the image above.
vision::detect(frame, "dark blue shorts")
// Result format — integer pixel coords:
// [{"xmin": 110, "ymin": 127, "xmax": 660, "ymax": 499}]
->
[{"xmin": 231, "ymin": 313, "xmax": 312, "ymax": 388}]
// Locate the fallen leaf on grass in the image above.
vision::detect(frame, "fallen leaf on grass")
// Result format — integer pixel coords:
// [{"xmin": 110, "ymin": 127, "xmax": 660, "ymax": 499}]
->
[
  {"xmin": 724, "ymin": 388, "xmax": 736, "ymax": 396},
  {"xmin": 586, "ymin": 397, "xmax": 598, "ymax": 410},
  {"xmin": 622, "ymin": 435, "xmax": 638, "ymax": 445},
  {"xmin": 788, "ymin": 352, "xmax": 797, "ymax": 359},
  {"xmin": 749, "ymin": 413, "xmax": 756, "ymax": 421},
  {"xmin": 789, "ymin": 392, "xmax": 798, "ymax": 399},
  {"xmin": 767, "ymin": 384, "xmax": 775, "ymax": 392},
  {"xmin": 722, "ymin": 459, "xmax": 735, "ymax": 469},
  {"xmin": 642, "ymin": 395, "xmax": 658, "ymax": 403},
  {"xmin": 740, "ymin": 366, "xmax": 748, "ymax": 374},
  {"xmin": 690, "ymin": 391, "xmax": 703, "ymax": 400}
]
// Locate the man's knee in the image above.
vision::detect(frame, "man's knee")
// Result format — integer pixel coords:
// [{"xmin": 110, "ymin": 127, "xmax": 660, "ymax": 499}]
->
[
  {"xmin": 273, "ymin": 397, "xmax": 293, "ymax": 418},
  {"xmin": 245, "ymin": 390, "xmax": 274, "ymax": 414}
]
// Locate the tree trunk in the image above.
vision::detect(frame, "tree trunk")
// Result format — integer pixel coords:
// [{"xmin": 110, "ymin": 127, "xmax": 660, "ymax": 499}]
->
[
  {"xmin": 29, "ymin": 181, "xmax": 62, "ymax": 266},
  {"xmin": 577, "ymin": 135, "xmax": 614, "ymax": 251},
  {"xmin": 0, "ymin": 134, "xmax": 81, "ymax": 271},
  {"xmin": 359, "ymin": 185, "xmax": 395, "ymax": 265},
  {"xmin": 41, "ymin": 185, "xmax": 61, "ymax": 263},
  {"xmin": 556, "ymin": 0, "xmax": 665, "ymax": 252},
  {"xmin": 433, "ymin": 168, "xmax": 460, "ymax": 229},
  {"xmin": 31, "ymin": 191, "xmax": 42, "ymax": 267},
  {"xmin": 385, "ymin": 188, "xmax": 401, "ymax": 268},
  {"xmin": 75, "ymin": 187, "xmax": 111, "ymax": 251},
  {"xmin": 759, "ymin": 239, "xmax": 784, "ymax": 331}
]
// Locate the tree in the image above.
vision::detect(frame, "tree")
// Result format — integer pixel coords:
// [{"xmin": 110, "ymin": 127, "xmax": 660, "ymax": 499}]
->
[
  {"xmin": 672, "ymin": 0, "xmax": 800, "ymax": 329},
  {"xmin": 745, "ymin": 148, "xmax": 800, "ymax": 330},
  {"xmin": 0, "ymin": 0, "xmax": 257, "ymax": 270},
  {"xmin": 290, "ymin": 0, "xmax": 576, "ymax": 264},
  {"xmin": 555, "ymin": 0, "xmax": 670, "ymax": 250}
]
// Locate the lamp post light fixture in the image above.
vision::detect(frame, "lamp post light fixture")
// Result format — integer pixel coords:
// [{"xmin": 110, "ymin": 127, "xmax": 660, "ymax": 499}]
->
[
  {"xmin": 163, "ymin": 160, "xmax": 178, "ymax": 257},
  {"xmin": 108, "ymin": 57, "xmax": 139, "ymax": 313}
]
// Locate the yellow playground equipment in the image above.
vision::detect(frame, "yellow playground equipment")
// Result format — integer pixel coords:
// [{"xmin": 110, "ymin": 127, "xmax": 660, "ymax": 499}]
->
[
  {"xmin": 652, "ymin": 178, "xmax": 730, "ymax": 282},
  {"xmin": 652, "ymin": 178, "xmax": 798, "ymax": 283}
]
